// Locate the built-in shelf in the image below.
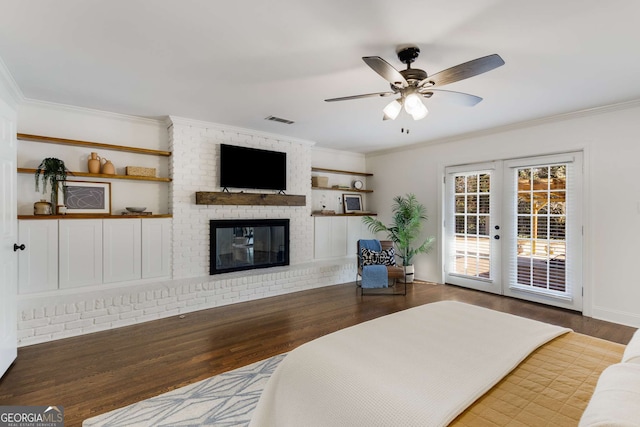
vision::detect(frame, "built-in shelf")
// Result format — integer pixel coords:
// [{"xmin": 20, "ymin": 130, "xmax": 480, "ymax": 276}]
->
[
  {"xmin": 195, "ymin": 192, "xmax": 306, "ymax": 206},
  {"xmin": 311, "ymin": 167, "xmax": 373, "ymax": 177},
  {"xmin": 18, "ymin": 214, "xmax": 172, "ymax": 220},
  {"xmin": 311, "ymin": 212, "xmax": 376, "ymax": 217},
  {"xmin": 17, "ymin": 133, "xmax": 172, "ymax": 157},
  {"xmin": 19, "ymin": 168, "xmax": 172, "ymax": 182},
  {"xmin": 311, "ymin": 186, "xmax": 372, "ymax": 193}
]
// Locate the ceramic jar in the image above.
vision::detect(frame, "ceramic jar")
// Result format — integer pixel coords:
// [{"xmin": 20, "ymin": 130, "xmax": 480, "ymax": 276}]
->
[
  {"xmin": 101, "ymin": 158, "xmax": 115, "ymax": 175},
  {"xmin": 34, "ymin": 199, "xmax": 52, "ymax": 215},
  {"xmin": 88, "ymin": 152, "xmax": 101, "ymax": 174}
]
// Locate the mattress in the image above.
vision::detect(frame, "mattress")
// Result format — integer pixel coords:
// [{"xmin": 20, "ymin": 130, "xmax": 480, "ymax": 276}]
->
[
  {"xmin": 451, "ymin": 332, "xmax": 625, "ymax": 426},
  {"xmin": 250, "ymin": 301, "xmax": 570, "ymax": 427}
]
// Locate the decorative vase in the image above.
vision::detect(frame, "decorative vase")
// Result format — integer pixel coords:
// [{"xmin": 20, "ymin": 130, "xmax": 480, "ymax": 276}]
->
[
  {"xmin": 101, "ymin": 158, "xmax": 115, "ymax": 175},
  {"xmin": 88, "ymin": 152, "xmax": 101, "ymax": 174},
  {"xmin": 34, "ymin": 199, "xmax": 52, "ymax": 215},
  {"xmin": 401, "ymin": 264, "xmax": 415, "ymax": 283}
]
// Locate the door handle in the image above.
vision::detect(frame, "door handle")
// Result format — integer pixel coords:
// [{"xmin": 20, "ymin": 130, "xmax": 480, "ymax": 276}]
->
[{"xmin": 13, "ymin": 243, "xmax": 25, "ymax": 251}]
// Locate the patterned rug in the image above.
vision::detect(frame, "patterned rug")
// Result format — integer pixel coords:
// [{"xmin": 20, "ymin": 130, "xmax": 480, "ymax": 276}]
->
[{"xmin": 83, "ymin": 354, "xmax": 286, "ymax": 427}]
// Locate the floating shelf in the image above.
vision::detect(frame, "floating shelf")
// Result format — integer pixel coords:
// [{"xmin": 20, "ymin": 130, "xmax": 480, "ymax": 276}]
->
[
  {"xmin": 195, "ymin": 192, "xmax": 306, "ymax": 206},
  {"xmin": 19, "ymin": 168, "xmax": 171, "ymax": 182},
  {"xmin": 311, "ymin": 186, "xmax": 372, "ymax": 193},
  {"xmin": 311, "ymin": 212, "xmax": 377, "ymax": 217},
  {"xmin": 17, "ymin": 133, "xmax": 172, "ymax": 157},
  {"xmin": 311, "ymin": 167, "xmax": 373, "ymax": 177}
]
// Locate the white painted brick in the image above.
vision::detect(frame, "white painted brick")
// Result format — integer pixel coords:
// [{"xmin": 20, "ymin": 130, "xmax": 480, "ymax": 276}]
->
[
  {"xmin": 95, "ymin": 314, "xmax": 120, "ymax": 325},
  {"xmin": 36, "ymin": 324, "xmax": 65, "ymax": 335},
  {"xmin": 80, "ymin": 309, "xmax": 109, "ymax": 319},
  {"xmin": 20, "ymin": 318, "xmax": 50, "ymax": 330},
  {"xmin": 50, "ymin": 313, "xmax": 81, "ymax": 325},
  {"xmin": 66, "ymin": 318, "xmax": 95, "ymax": 330}
]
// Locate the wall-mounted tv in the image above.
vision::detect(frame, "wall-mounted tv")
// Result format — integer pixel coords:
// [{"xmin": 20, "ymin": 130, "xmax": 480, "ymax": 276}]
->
[{"xmin": 220, "ymin": 144, "xmax": 287, "ymax": 191}]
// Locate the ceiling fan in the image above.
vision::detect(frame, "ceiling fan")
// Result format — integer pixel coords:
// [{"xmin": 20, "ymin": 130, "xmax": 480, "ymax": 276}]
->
[{"xmin": 325, "ymin": 45, "xmax": 505, "ymax": 121}]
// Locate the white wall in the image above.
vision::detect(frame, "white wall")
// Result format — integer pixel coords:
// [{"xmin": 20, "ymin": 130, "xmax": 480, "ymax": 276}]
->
[
  {"xmin": 366, "ymin": 102, "xmax": 640, "ymax": 327},
  {"xmin": 16, "ymin": 100, "xmax": 169, "ymax": 215}
]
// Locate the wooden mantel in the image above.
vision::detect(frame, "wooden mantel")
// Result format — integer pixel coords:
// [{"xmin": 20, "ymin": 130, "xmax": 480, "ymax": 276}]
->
[{"xmin": 195, "ymin": 192, "xmax": 306, "ymax": 206}]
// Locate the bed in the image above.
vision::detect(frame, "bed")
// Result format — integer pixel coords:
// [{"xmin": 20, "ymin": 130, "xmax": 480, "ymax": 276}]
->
[{"xmin": 249, "ymin": 301, "xmax": 636, "ymax": 427}]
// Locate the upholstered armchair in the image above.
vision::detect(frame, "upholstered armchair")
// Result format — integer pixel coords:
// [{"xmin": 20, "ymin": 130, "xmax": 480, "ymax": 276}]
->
[{"xmin": 356, "ymin": 239, "xmax": 406, "ymax": 296}]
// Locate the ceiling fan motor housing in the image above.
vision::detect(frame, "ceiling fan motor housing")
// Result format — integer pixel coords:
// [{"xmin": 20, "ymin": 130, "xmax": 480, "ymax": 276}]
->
[{"xmin": 397, "ymin": 45, "xmax": 420, "ymax": 64}]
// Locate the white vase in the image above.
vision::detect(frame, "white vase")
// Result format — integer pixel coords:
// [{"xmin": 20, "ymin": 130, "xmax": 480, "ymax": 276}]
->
[{"xmin": 401, "ymin": 264, "xmax": 415, "ymax": 283}]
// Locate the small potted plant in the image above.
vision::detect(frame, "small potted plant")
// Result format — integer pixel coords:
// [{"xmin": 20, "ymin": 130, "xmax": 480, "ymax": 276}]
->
[
  {"xmin": 35, "ymin": 158, "xmax": 69, "ymax": 213},
  {"xmin": 362, "ymin": 193, "xmax": 435, "ymax": 283}
]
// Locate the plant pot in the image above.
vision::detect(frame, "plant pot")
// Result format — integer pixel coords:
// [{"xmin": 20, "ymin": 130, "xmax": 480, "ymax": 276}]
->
[{"xmin": 400, "ymin": 264, "xmax": 415, "ymax": 283}]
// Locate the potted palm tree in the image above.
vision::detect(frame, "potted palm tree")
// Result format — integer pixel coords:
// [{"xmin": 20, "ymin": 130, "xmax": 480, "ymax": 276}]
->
[
  {"xmin": 362, "ymin": 193, "xmax": 435, "ymax": 283},
  {"xmin": 35, "ymin": 158, "xmax": 69, "ymax": 213}
]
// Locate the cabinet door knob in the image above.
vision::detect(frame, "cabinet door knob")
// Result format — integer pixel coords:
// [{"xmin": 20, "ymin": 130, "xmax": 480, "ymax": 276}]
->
[{"xmin": 14, "ymin": 243, "xmax": 26, "ymax": 251}]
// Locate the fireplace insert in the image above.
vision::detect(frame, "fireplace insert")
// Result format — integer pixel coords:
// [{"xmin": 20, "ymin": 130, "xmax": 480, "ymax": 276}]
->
[{"xmin": 210, "ymin": 219, "xmax": 289, "ymax": 274}]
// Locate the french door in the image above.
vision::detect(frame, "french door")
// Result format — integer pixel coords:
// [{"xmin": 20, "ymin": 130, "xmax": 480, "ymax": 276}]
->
[{"xmin": 444, "ymin": 153, "xmax": 583, "ymax": 311}]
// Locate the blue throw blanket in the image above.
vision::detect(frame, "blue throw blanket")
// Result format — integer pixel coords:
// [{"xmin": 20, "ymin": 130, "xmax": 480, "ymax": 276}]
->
[
  {"xmin": 359, "ymin": 239, "xmax": 387, "ymax": 288},
  {"xmin": 362, "ymin": 265, "xmax": 388, "ymax": 288},
  {"xmin": 359, "ymin": 239, "xmax": 382, "ymax": 252}
]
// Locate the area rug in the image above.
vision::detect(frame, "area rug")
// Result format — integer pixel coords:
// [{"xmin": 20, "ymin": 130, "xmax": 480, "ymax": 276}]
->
[{"xmin": 83, "ymin": 354, "xmax": 286, "ymax": 427}]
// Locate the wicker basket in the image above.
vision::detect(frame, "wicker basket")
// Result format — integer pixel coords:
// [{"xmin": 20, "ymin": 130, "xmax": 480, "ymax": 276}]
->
[
  {"xmin": 126, "ymin": 166, "xmax": 156, "ymax": 177},
  {"xmin": 311, "ymin": 176, "xmax": 329, "ymax": 187}
]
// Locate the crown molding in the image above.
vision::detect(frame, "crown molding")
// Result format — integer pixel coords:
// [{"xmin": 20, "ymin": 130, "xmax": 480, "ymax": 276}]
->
[
  {"xmin": 366, "ymin": 98, "xmax": 640, "ymax": 158},
  {"xmin": 168, "ymin": 115, "xmax": 316, "ymax": 147},
  {"xmin": 20, "ymin": 98, "xmax": 166, "ymax": 127},
  {"xmin": 0, "ymin": 56, "xmax": 24, "ymax": 108}
]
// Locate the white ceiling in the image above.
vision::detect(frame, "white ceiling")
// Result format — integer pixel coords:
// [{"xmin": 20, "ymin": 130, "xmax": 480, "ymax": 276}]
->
[{"xmin": 1, "ymin": 0, "xmax": 639, "ymax": 153}]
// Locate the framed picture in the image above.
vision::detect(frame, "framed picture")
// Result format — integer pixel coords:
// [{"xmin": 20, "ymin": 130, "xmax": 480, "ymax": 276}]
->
[
  {"xmin": 343, "ymin": 194, "xmax": 363, "ymax": 213},
  {"xmin": 58, "ymin": 181, "xmax": 111, "ymax": 214}
]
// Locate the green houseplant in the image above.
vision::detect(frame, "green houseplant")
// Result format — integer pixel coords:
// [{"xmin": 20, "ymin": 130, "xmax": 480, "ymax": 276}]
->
[
  {"xmin": 35, "ymin": 158, "xmax": 69, "ymax": 212},
  {"xmin": 362, "ymin": 193, "xmax": 435, "ymax": 282}
]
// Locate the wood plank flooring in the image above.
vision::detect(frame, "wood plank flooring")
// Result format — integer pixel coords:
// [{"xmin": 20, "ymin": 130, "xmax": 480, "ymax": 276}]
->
[{"xmin": 0, "ymin": 281, "xmax": 636, "ymax": 427}]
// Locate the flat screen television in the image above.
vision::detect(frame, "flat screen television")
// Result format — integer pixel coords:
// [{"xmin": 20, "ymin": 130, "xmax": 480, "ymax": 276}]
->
[{"xmin": 220, "ymin": 144, "xmax": 287, "ymax": 191}]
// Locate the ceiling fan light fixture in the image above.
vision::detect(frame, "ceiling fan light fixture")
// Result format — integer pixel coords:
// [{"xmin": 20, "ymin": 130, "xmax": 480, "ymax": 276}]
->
[
  {"xmin": 410, "ymin": 103, "xmax": 429, "ymax": 120},
  {"xmin": 382, "ymin": 99, "xmax": 402, "ymax": 120},
  {"xmin": 403, "ymin": 93, "xmax": 428, "ymax": 120}
]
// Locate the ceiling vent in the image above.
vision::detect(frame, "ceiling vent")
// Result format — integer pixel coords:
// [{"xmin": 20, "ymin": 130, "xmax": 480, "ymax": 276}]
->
[{"xmin": 265, "ymin": 115, "xmax": 294, "ymax": 125}]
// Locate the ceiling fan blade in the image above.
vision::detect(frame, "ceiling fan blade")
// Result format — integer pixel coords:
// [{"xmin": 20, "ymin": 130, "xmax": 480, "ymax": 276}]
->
[
  {"xmin": 324, "ymin": 91, "xmax": 394, "ymax": 102},
  {"xmin": 420, "ymin": 89, "xmax": 483, "ymax": 106},
  {"xmin": 362, "ymin": 56, "xmax": 408, "ymax": 88},
  {"xmin": 419, "ymin": 54, "xmax": 505, "ymax": 87}
]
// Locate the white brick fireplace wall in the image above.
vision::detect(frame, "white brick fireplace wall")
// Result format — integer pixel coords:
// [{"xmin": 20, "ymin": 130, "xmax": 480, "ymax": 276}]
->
[
  {"xmin": 16, "ymin": 113, "xmax": 356, "ymax": 346},
  {"xmin": 168, "ymin": 116, "xmax": 314, "ymax": 277}
]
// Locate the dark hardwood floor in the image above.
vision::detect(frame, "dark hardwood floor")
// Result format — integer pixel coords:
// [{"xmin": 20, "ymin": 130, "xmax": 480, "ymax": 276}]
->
[{"xmin": 0, "ymin": 281, "xmax": 636, "ymax": 427}]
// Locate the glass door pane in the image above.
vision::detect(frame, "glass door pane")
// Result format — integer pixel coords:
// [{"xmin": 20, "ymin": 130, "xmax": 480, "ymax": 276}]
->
[
  {"xmin": 445, "ymin": 163, "xmax": 501, "ymax": 295},
  {"xmin": 515, "ymin": 165, "xmax": 567, "ymax": 293}
]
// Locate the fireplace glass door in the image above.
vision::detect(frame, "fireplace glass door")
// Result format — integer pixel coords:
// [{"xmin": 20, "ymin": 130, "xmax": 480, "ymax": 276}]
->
[{"xmin": 210, "ymin": 219, "xmax": 289, "ymax": 274}]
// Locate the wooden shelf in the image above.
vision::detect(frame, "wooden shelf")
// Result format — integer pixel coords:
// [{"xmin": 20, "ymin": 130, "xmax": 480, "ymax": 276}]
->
[
  {"xmin": 17, "ymin": 133, "xmax": 172, "ymax": 157},
  {"xmin": 18, "ymin": 214, "xmax": 172, "ymax": 220},
  {"xmin": 195, "ymin": 192, "xmax": 306, "ymax": 206},
  {"xmin": 311, "ymin": 186, "xmax": 372, "ymax": 193},
  {"xmin": 311, "ymin": 167, "xmax": 373, "ymax": 177},
  {"xmin": 311, "ymin": 212, "xmax": 377, "ymax": 217},
  {"xmin": 19, "ymin": 168, "xmax": 171, "ymax": 182}
]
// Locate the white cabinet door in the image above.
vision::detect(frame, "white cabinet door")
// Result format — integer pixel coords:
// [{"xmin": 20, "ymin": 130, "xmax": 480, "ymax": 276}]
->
[
  {"xmin": 104, "ymin": 219, "xmax": 142, "ymax": 283},
  {"xmin": 59, "ymin": 219, "xmax": 103, "ymax": 288},
  {"xmin": 346, "ymin": 216, "xmax": 373, "ymax": 257},
  {"xmin": 314, "ymin": 217, "xmax": 347, "ymax": 259},
  {"xmin": 142, "ymin": 218, "xmax": 171, "ymax": 279},
  {"xmin": 18, "ymin": 220, "xmax": 58, "ymax": 294}
]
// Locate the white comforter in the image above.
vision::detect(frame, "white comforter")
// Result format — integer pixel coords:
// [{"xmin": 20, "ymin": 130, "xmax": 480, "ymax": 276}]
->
[{"xmin": 250, "ymin": 300, "xmax": 570, "ymax": 427}]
